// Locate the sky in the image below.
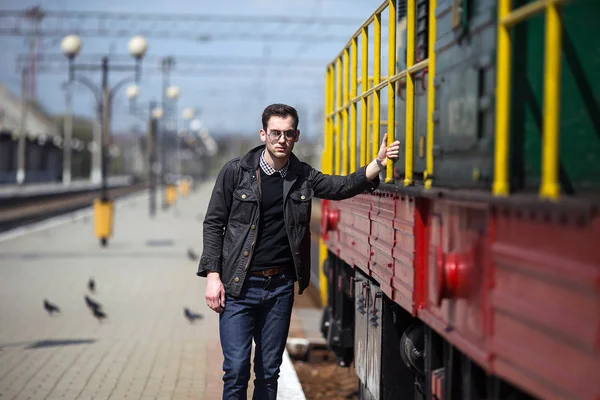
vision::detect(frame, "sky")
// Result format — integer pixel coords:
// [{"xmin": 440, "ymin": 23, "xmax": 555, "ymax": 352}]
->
[{"xmin": 0, "ymin": 0, "xmax": 384, "ymax": 138}]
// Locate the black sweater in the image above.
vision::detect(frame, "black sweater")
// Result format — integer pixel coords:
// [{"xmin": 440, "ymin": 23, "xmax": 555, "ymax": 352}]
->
[{"xmin": 250, "ymin": 168, "xmax": 294, "ymax": 272}]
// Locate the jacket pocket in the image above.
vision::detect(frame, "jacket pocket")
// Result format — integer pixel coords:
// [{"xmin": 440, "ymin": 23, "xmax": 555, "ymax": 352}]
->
[
  {"xmin": 231, "ymin": 189, "xmax": 257, "ymax": 224},
  {"xmin": 289, "ymin": 188, "xmax": 313, "ymax": 225}
]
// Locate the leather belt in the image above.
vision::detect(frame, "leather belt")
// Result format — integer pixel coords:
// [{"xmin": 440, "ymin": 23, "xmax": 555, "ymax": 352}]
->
[{"xmin": 251, "ymin": 266, "xmax": 287, "ymax": 277}]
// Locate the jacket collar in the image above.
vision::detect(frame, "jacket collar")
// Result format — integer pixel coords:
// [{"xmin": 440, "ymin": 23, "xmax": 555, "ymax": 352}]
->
[{"xmin": 240, "ymin": 145, "xmax": 303, "ymax": 175}]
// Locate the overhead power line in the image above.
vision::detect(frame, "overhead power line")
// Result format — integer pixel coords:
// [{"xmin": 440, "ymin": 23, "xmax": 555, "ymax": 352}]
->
[
  {"xmin": 16, "ymin": 53, "xmax": 328, "ymax": 68},
  {"xmin": 0, "ymin": 9, "xmax": 363, "ymax": 25},
  {"xmin": 3, "ymin": 6, "xmax": 346, "ymax": 103},
  {"xmin": 15, "ymin": 60, "xmax": 323, "ymax": 80},
  {"xmin": 0, "ymin": 8, "xmax": 359, "ymax": 41}
]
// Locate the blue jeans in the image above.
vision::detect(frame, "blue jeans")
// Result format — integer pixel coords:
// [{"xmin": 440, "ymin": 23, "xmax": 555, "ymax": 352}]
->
[{"xmin": 219, "ymin": 272, "xmax": 295, "ymax": 400}]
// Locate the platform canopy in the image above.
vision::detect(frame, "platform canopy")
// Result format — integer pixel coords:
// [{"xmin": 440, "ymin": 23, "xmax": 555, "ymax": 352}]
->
[{"xmin": 0, "ymin": 83, "xmax": 60, "ymax": 139}]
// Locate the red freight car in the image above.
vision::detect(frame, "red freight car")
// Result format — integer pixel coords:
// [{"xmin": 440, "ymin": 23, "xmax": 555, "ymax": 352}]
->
[{"xmin": 318, "ymin": 1, "xmax": 600, "ymax": 399}]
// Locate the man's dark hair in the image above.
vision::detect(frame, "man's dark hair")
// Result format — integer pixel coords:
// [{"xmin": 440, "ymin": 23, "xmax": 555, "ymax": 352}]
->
[{"xmin": 261, "ymin": 103, "xmax": 299, "ymax": 131}]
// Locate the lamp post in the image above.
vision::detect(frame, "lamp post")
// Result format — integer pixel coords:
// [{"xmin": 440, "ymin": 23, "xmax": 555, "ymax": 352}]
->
[
  {"xmin": 149, "ymin": 104, "xmax": 164, "ymax": 217},
  {"xmin": 62, "ymin": 81, "xmax": 73, "ymax": 185},
  {"xmin": 16, "ymin": 67, "xmax": 29, "ymax": 185},
  {"xmin": 163, "ymin": 85, "xmax": 179, "ymax": 208},
  {"xmin": 60, "ymin": 33, "xmax": 148, "ymax": 246},
  {"xmin": 125, "ymin": 86, "xmax": 163, "ymax": 218},
  {"xmin": 67, "ymin": 74, "xmax": 103, "ymax": 185},
  {"xmin": 179, "ymin": 107, "xmax": 194, "ymax": 196},
  {"xmin": 180, "ymin": 107, "xmax": 194, "ymax": 178}
]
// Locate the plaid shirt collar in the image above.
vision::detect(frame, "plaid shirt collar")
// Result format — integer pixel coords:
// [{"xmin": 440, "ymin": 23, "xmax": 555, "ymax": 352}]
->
[{"xmin": 259, "ymin": 150, "xmax": 289, "ymax": 178}]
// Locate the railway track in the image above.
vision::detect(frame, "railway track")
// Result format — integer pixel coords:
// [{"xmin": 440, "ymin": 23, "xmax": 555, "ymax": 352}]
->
[{"xmin": 0, "ymin": 183, "xmax": 147, "ymax": 232}]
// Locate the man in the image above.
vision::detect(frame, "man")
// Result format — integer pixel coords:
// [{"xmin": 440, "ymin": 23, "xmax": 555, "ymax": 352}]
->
[{"xmin": 197, "ymin": 103, "xmax": 400, "ymax": 399}]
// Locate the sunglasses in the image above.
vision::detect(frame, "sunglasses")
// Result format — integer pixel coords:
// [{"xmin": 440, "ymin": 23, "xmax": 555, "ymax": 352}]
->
[{"xmin": 267, "ymin": 129, "xmax": 298, "ymax": 141}]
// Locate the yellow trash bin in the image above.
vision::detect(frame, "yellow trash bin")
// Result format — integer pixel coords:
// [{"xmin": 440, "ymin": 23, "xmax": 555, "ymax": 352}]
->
[
  {"xmin": 93, "ymin": 199, "xmax": 114, "ymax": 247},
  {"xmin": 166, "ymin": 184, "xmax": 177, "ymax": 206},
  {"xmin": 178, "ymin": 180, "xmax": 190, "ymax": 197}
]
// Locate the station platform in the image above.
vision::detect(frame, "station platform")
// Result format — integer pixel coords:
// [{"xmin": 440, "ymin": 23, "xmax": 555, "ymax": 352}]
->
[
  {"xmin": 0, "ymin": 183, "xmax": 307, "ymax": 400},
  {"xmin": 0, "ymin": 176, "xmax": 134, "ymax": 200}
]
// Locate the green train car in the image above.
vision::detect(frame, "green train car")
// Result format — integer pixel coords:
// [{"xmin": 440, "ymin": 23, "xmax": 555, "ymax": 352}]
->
[
  {"xmin": 320, "ymin": 1, "xmax": 600, "ymax": 399},
  {"xmin": 392, "ymin": 0, "xmax": 600, "ymax": 195}
]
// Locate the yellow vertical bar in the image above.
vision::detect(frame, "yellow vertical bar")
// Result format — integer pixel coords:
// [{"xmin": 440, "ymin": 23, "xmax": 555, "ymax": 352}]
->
[
  {"xmin": 319, "ymin": 66, "xmax": 333, "ymax": 307},
  {"xmin": 368, "ymin": 81, "xmax": 373, "ymax": 163},
  {"xmin": 335, "ymin": 57, "xmax": 342, "ymax": 175},
  {"xmin": 330, "ymin": 66, "xmax": 335, "ymax": 174},
  {"xmin": 425, "ymin": 0, "xmax": 437, "ymax": 189},
  {"xmin": 404, "ymin": 0, "xmax": 415, "ymax": 186},
  {"xmin": 361, "ymin": 27, "xmax": 369, "ymax": 166},
  {"xmin": 493, "ymin": 0, "xmax": 511, "ymax": 196},
  {"xmin": 373, "ymin": 12, "xmax": 381, "ymax": 160},
  {"xmin": 326, "ymin": 66, "xmax": 333, "ymax": 175},
  {"xmin": 385, "ymin": 0, "xmax": 397, "ymax": 183},
  {"xmin": 540, "ymin": 2, "xmax": 561, "ymax": 200},
  {"xmin": 351, "ymin": 38, "xmax": 358, "ymax": 172},
  {"xmin": 324, "ymin": 69, "xmax": 327, "ymax": 173},
  {"xmin": 342, "ymin": 48, "xmax": 349, "ymax": 176}
]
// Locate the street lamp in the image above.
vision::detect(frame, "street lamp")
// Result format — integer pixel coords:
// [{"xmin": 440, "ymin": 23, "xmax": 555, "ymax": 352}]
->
[
  {"xmin": 181, "ymin": 107, "xmax": 194, "ymax": 158},
  {"xmin": 182, "ymin": 107, "xmax": 195, "ymax": 122},
  {"xmin": 60, "ymin": 34, "xmax": 82, "ymax": 59},
  {"xmin": 178, "ymin": 107, "xmax": 195, "ymax": 195},
  {"xmin": 152, "ymin": 107, "xmax": 164, "ymax": 120},
  {"xmin": 125, "ymin": 88, "xmax": 165, "ymax": 218},
  {"xmin": 166, "ymin": 85, "xmax": 180, "ymax": 101},
  {"xmin": 190, "ymin": 118, "xmax": 202, "ymax": 131},
  {"xmin": 162, "ymin": 85, "xmax": 179, "ymax": 208},
  {"xmin": 61, "ymin": 33, "xmax": 148, "ymax": 247},
  {"xmin": 126, "ymin": 84, "xmax": 139, "ymax": 101},
  {"xmin": 148, "ymin": 103, "xmax": 164, "ymax": 217}
]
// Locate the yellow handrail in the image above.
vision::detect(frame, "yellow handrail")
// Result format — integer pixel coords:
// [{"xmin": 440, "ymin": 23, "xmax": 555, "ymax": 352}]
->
[
  {"xmin": 501, "ymin": 0, "xmax": 570, "ymax": 27},
  {"xmin": 335, "ymin": 58, "xmax": 342, "ymax": 175},
  {"xmin": 351, "ymin": 37, "xmax": 358, "ymax": 172},
  {"xmin": 324, "ymin": 0, "xmax": 570, "ymax": 199},
  {"xmin": 404, "ymin": 0, "xmax": 415, "ymax": 186},
  {"xmin": 493, "ymin": 0, "xmax": 512, "ymax": 196},
  {"xmin": 329, "ymin": 0, "xmax": 389, "ymax": 65},
  {"xmin": 425, "ymin": 0, "xmax": 437, "ymax": 189},
  {"xmin": 319, "ymin": 66, "xmax": 334, "ymax": 307},
  {"xmin": 373, "ymin": 12, "xmax": 381, "ymax": 160},
  {"xmin": 360, "ymin": 27, "xmax": 368, "ymax": 166},
  {"xmin": 385, "ymin": 0, "xmax": 397, "ymax": 183},
  {"xmin": 342, "ymin": 48, "xmax": 349, "ymax": 175},
  {"xmin": 325, "ymin": 0, "xmax": 431, "ymax": 184},
  {"xmin": 325, "ymin": 60, "xmax": 428, "ymax": 118},
  {"xmin": 495, "ymin": 0, "xmax": 566, "ymax": 199},
  {"xmin": 540, "ymin": 1, "xmax": 561, "ymax": 200},
  {"xmin": 326, "ymin": 66, "xmax": 334, "ymax": 175}
]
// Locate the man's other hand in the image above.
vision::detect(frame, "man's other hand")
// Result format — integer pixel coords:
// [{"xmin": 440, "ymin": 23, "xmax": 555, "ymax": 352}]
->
[{"xmin": 205, "ymin": 272, "xmax": 226, "ymax": 313}]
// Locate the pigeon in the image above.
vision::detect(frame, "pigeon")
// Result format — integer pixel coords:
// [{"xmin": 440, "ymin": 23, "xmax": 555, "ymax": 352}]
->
[
  {"xmin": 187, "ymin": 248, "xmax": 198, "ymax": 261},
  {"xmin": 92, "ymin": 307, "xmax": 107, "ymax": 322},
  {"xmin": 84, "ymin": 295, "xmax": 102, "ymax": 312},
  {"xmin": 43, "ymin": 299, "xmax": 61, "ymax": 315},
  {"xmin": 88, "ymin": 278, "xmax": 96, "ymax": 294},
  {"xmin": 184, "ymin": 307, "xmax": 203, "ymax": 323}
]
